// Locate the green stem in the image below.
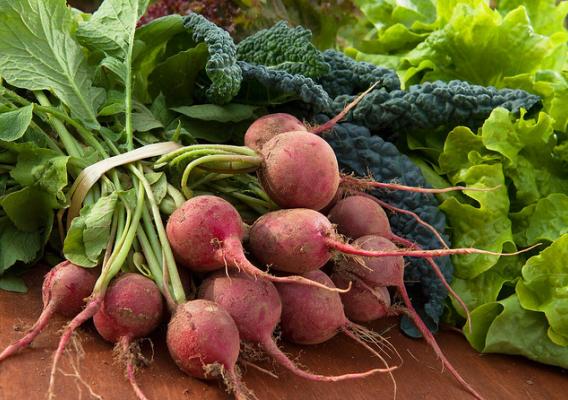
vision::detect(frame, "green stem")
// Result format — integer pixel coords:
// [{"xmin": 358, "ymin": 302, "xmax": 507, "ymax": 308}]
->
[
  {"xmin": 94, "ymin": 179, "xmax": 146, "ymax": 294},
  {"xmin": 155, "ymin": 144, "xmax": 259, "ymax": 166},
  {"xmin": 34, "ymin": 92, "xmax": 83, "ymax": 158},
  {"xmin": 141, "ymin": 205, "xmax": 162, "ymax": 262},
  {"xmin": 180, "ymin": 155, "xmax": 262, "ymax": 198},
  {"xmin": 163, "ymin": 148, "xmax": 234, "ymax": 171},
  {"xmin": 130, "ymin": 166, "xmax": 185, "ymax": 304},
  {"xmin": 136, "ymin": 226, "xmax": 163, "ymax": 289}
]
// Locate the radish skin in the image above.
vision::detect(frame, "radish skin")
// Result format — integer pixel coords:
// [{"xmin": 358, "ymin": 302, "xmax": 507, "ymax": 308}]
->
[
  {"xmin": 244, "ymin": 113, "xmax": 306, "ymax": 151},
  {"xmin": 0, "ymin": 261, "xmax": 97, "ymax": 362},
  {"xmin": 199, "ymin": 271, "xmax": 395, "ymax": 381}
]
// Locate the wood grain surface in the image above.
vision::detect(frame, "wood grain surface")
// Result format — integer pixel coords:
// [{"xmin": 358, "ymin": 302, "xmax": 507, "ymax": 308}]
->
[{"xmin": 0, "ymin": 266, "xmax": 566, "ymax": 400}]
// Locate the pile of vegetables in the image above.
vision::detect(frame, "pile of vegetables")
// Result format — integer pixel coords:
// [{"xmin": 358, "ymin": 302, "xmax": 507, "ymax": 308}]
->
[{"xmin": 0, "ymin": 0, "xmax": 564, "ymax": 399}]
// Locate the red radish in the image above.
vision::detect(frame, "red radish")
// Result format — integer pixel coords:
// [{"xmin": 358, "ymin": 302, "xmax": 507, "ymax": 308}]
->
[
  {"xmin": 0, "ymin": 261, "xmax": 97, "ymax": 362},
  {"xmin": 330, "ymin": 272, "xmax": 391, "ymax": 322},
  {"xmin": 334, "ymin": 235, "xmax": 483, "ymax": 399},
  {"xmin": 199, "ymin": 271, "xmax": 394, "ymax": 382},
  {"xmin": 327, "ymin": 195, "xmax": 470, "ymax": 324},
  {"xmin": 248, "ymin": 208, "xmax": 512, "ymax": 274},
  {"xmin": 244, "ymin": 113, "xmax": 306, "ymax": 151},
  {"xmin": 166, "ymin": 299, "xmax": 249, "ymax": 400},
  {"xmin": 94, "ymin": 273, "xmax": 164, "ymax": 400},
  {"xmin": 258, "ymin": 131, "xmax": 340, "ymax": 211},
  {"xmin": 243, "ymin": 85, "xmax": 376, "ymax": 152},
  {"xmin": 275, "ymin": 270, "xmax": 399, "ymax": 392},
  {"xmin": 166, "ymin": 195, "xmax": 345, "ymax": 292}
]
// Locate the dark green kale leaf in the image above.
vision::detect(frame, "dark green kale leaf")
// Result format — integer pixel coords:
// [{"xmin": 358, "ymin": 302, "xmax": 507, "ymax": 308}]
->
[
  {"xmin": 236, "ymin": 21, "xmax": 329, "ymax": 79},
  {"xmin": 330, "ymin": 80, "xmax": 542, "ymax": 140},
  {"xmin": 317, "ymin": 50, "xmax": 401, "ymax": 97},
  {"xmin": 236, "ymin": 61, "xmax": 331, "ymax": 112},
  {"xmin": 183, "ymin": 13, "xmax": 242, "ymax": 104}
]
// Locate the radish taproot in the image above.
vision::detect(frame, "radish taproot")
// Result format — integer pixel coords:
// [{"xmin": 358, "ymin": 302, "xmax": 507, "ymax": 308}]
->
[
  {"xmin": 0, "ymin": 261, "xmax": 97, "ymax": 362},
  {"xmin": 334, "ymin": 235, "xmax": 483, "ymax": 399},
  {"xmin": 166, "ymin": 195, "xmax": 346, "ymax": 292},
  {"xmin": 199, "ymin": 271, "xmax": 394, "ymax": 382},
  {"xmin": 167, "ymin": 299, "xmax": 250, "ymax": 399},
  {"xmin": 93, "ymin": 273, "xmax": 164, "ymax": 400}
]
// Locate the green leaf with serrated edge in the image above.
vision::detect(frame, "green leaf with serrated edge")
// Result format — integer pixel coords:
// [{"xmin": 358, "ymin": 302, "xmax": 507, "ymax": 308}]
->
[
  {"xmin": 0, "ymin": 105, "xmax": 33, "ymax": 142},
  {"xmin": 64, "ymin": 193, "xmax": 118, "ymax": 268},
  {"xmin": 0, "ymin": 0, "xmax": 101, "ymax": 128},
  {"xmin": 1, "ymin": 187, "xmax": 55, "ymax": 232},
  {"xmin": 0, "ymin": 216, "xmax": 43, "ymax": 273}
]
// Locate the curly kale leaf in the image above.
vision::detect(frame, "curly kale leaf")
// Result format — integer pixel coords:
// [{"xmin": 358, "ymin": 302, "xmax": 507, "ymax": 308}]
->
[
  {"xmin": 236, "ymin": 21, "xmax": 329, "ymax": 79},
  {"xmin": 321, "ymin": 118, "xmax": 452, "ymax": 336},
  {"xmin": 331, "ymin": 80, "xmax": 541, "ymax": 139},
  {"xmin": 236, "ymin": 61, "xmax": 331, "ymax": 112},
  {"xmin": 318, "ymin": 50, "xmax": 401, "ymax": 97},
  {"xmin": 183, "ymin": 13, "xmax": 242, "ymax": 104}
]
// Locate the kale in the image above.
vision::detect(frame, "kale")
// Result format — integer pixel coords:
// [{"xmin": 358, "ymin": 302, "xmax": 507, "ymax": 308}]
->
[
  {"xmin": 183, "ymin": 13, "xmax": 242, "ymax": 104},
  {"xmin": 317, "ymin": 50, "xmax": 401, "ymax": 97},
  {"xmin": 236, "ymin": 61, "xmax": 331, "ymax": 112},
  {"xmin": 236, "ymin": 21, "xmax": 329, "ymax": 79},
  {"xmin": 319, "ymin": 117, "xmax": 453, "ymax": 337},
  {"xmin": 330, "ymin": 80, "xmax": 542, "ymax": 139}
]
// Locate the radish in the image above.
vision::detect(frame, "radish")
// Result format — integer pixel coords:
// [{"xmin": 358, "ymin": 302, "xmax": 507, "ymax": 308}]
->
[
  {"xmin": 198, "ymin": 271, "xmax": 395, "ymax": 382},
  {"xmin": 275, "ymin": 270, "xmax": 398, "ymax": 392},
  {"xmin": 0, "ymin": 261, "xmax": 97, "ymax": 362},
  {"xmin": 166, "ymin": 299, "xmax": 250, "ymax": 400},
  {"xmin": 258, "ymin": 131, "xmax": 340, "ymax": 211},
  {"xmin": 330, "ymin": 272, "xmax": 391, "ymax": 322},
  {"xmin": 327, "ymin": 194, "xmax": 470, "ymax": 324},
  {"xmin": 166, "ymin": 195, "xmax": 345, "ymax": 292},
  {"xmin": 334, "ymin": 235, "xmax": 483, "ymax": 399},
  {"xmin": 93, "ymin": 273, "xmax": 164, "ymax": 400},
  {"xmin": 248, "ymin": 208, "xmax": 514, "ymax": 274},
  {"xmin": 244, "ymin": 113, "xmax": 306, "ymax": 151}
]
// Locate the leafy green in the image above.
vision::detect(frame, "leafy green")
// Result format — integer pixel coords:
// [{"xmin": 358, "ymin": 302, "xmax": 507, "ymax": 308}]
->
[
  {"xmin": 0, "ymin": 0, "xmax": 102, "ymax": 129},
  {"xmin": 171, "ymin": 104, "xmax": 257, "ymax": 123},
  {"xmin": 465, "ymin": 295, "xmax": 568, "ymax": 369},
  {"xmin": 236, "ymin": 21, "xmax": 329, "ymax": 78},
  {"xmin": 64, "ymin": 193, "xmax": 118, "ymax": 268},
  {"xmin": 0, "ymin": 216, "xmax": 45, "ymax": 274},
  {"xmin": 511, "ymin": 194, "xmax": 568, "ymax": 246},
  {"xmin": 0, "ymin": 273, "xmax": 27, "ymax": 293},
  {"xmin": 0, "ymin": 105, "xmax": 34, "ymax": 142},
  {"xmin": 516, "ymin": 234, "xmax": 568, "ymax": 345}
]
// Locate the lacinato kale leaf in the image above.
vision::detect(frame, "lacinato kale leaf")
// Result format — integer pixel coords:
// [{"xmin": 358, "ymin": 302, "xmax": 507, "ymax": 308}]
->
[
  {"xmin": 237, "ymin": 62, "xmax": 331, "ymax": 112},
  {"xmin": 236, "ymin": 21, "xmax": 329, "ymax": 79},
  {"xmin": 183, "ymin": 13, "xmax": 242, "ymax": 104},
  {"xmin": 330, "ymin": 80, "xmax": 541, "ymax": 141},
  {"xmin": 317, "ymin": 50, "xmax": 401, "ymax": 97}
]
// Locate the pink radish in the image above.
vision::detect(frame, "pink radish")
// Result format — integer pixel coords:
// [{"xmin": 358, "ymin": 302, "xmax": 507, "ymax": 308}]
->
[
  {"xmin": 166, "ymin": 299, "xmax": 249, "ymax": 399},
  {"xmin": 166, "ymin": 195, "xmax": 345, "ymax": 292},
  {"xmin": 198, "ymin": 271, "xmax": 395, "ymax": 382},
  {"xmin": 330, "ymin": 272, "xmax": 391, "ymax": 322},
  {"xmin": 93, "ymin": 273, "xmax": 164, "ymax": 400},
  {"xmin": 274, "ymin": 270, "xmax": 398, "ymax": 391},
  {"xmin": 327, "ymin": 194, "xmax": 470, "ymax": 324},
  {"xmin": 258, "ymin": 131, "xmax": 340, "ymax": 211},
  {"xmin": 334, "ymin": 235, "xmax": 483, "ymax": 399},
  {"xmin": 0, "ymin": 261, "xmax": 97, "ymax": 362},
  {"xmin": 248, "ymin": 208, "xmax": 514, "ymax": 274},
  {"xmin": 244, "ymin": 113, "xmax": 306, "ymax": 151}
]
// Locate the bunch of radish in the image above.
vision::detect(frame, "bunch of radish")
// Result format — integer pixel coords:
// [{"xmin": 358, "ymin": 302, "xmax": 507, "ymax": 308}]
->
[{"xmin": 0, "ymin": 103, "xmax": 528, "ymax": 400}]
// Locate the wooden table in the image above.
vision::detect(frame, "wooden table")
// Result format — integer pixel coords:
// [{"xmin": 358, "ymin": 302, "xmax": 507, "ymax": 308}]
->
[{"xmin": 1, "ymin": 267, "xmax": 566, "ymax": 400}]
